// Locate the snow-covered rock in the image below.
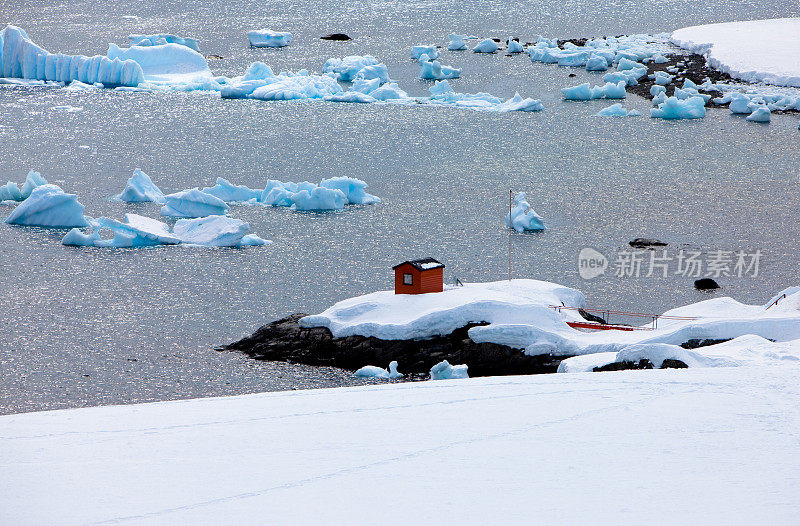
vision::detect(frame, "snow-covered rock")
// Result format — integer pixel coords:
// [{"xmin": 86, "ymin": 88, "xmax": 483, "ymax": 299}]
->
[
  {"xmin": 115, "ymin": 169, "xmax": 165, "ymax": 203},
  {"xmin": 0, "ymin": 170, "xmax": 47, "ymax": 202},
  {"xmin": 650, "ymin": 95, "xmax": 707, "ymax": 119},
  {"xmin": 429, "ymin": 360, "xmax": 469, "ymax": 380},
  {"xmin": 507, "ymin": 192, "xmax": 545, "ymax": 232},
  {"xmin": 672, "ymin": 18, "xmax": 800, "ymax": 87},
  {"xmin": 319, "ymin": 177, "xmax": 381, "ymax": 205},
  {"xmin": 4, "ymin": 184, "xmax": 88, "ymax": 228},
  {"xmin": 248, "ymin": 30, "xmax": 292, "ymax": 48},
  {"xmin": 473, "ymin": 39, "xmax": 499, "ymax": 53},
  {"xmin": 129, "ymin": 34, "xmax": 200, "ymax": 52},
  {"xmin": 201, "ymin": 177, "xmax": 261, "ymax": 202},
  {"xmin": 160, "ymin": 188, "xmax": 230, "ymax": 218},
  {"xmin": 173, "ymin": 215, "xmax": 267, "ymax": 246}
]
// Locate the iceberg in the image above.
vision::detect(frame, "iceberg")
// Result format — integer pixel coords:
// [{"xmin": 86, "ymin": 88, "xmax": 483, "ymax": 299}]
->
[
  {"xmin": 507, "ymin": 192, "xmax": 545, "ymax": 232},
  {"xmin": 290, "ymin": 187, "xmax": 348, "ymax": 211},
  {"xmin": 106, "ymin": 42, "xmax": 212, "ymax": 85},
  {"xmin": 654, "ymin": 70, "xmax": 673, "ymax": 85},
  {"xmin": 173, "ymin": 215, "xmax": 267, "ymax": 246},
  {"xmin": 596, "ymin": 103, "xmax": 639, "ymax": 117},
  {"xmin": 729, "ymin": 92, "xmax": 754, "ymax": 114},
  {"xmin": 319, "ymin": 177, "xmax": 381, "ymax": 205},
  {"xmin": 496, "ymin": 93, "xmax": 544, "ymax": 112},
  {"xmin": 448, "ymin": 34, "xmax": 468, "ymax": 51},
  {"xmin": 650, "ymin": 95, "xmax": 707, "ymax": 119},
  {"xmin": 365, "ymin": 82, "xmax": 408, "ymax": 101},
  {"xmin": 473, "ymin": 39, "xmax": 499, "ymax": 53},
  {"xmin": 507, "ymin": 39, "xmax": 524, "ymax": 53},
  {"xmin": 650, "ymin": 84, "xmax": 666, "ymax": 97},
  {"xmin": 115, "ymin": 169, "xmax": 165, "ymax": 203},
  {"xmin": 418, "ymin": 59, "xmax": 461, "ymax": 80},
  {"xmin": 5, "ymin": 184, "xmax": 88, "ymax": 228},
  {"xmin": 129, "ymin": 34, "xmax": 200, "ymax": 52},
  {"xmin": 585, "ymin": 54, "xmax": 609, "ymax": 71},
  {"xmin": 410, "ymin": 45, "xmax": 439, "ymax": 60},
  {"xmin": 201, "ymin": 177, "xmax": 261, "ymax": 202},
  {"xmin": 248, "ymin": 74, "xmax": 342, "ymax": 101},
  {"xmin": 746, "ymin": 106, "xmax": 771, "ymax": 123},
  {"xmin": 323, "ymin": 91, "xmax": 376, "ymax": 103},
  {"xmin": 0, "ymin": 170, "xmax": 47, "ymax": 202},
  {"xmin": 617, "ymin": 57, "xmax": 646, "ymax": 71},
  {"xmin": 247, "ymin": 30, "xmax": 292, "ymax": 48},
  {"xmin": 323, "ymin": 56, "xmax": 381, "ymax": 82},
  {"xmin": 63, "ymin": 214, "xmax": 181, "ymax": 247},
  {"xmin": 160, "ymin": 188, "xmax": 230, "ymax": 218},
  {"xmin": 0, "ymin": 25, "xmax": 144, "ymax": 87},
  {"xmin": 562, "ymin": 82, "xmax": 626, "ymax": 100},
  {"xmin": 429, "ymin": 360, "xmax": 469, "ymax": 380},
  {"xmin": 557, "ymin": 51, "xmax": 590, "ymax": 67},
  {"xmin": 354, "ymin": 361, "xmax": 403, "ymax": 379}
]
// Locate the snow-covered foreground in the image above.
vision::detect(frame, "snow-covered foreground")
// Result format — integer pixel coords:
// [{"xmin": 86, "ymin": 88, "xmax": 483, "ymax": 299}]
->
[
  {"xmin": 672, "ymin": 18, "xmax": 800, "ymax": 87},
  {"xmin": 2, "ymin": 366, "xmax": 799, "ymax": 525}
]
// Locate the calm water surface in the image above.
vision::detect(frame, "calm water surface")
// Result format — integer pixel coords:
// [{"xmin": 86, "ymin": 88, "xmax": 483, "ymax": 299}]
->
[{"xmin": 1, "ymin": 0, "xmax": 799, "ymax": 413}]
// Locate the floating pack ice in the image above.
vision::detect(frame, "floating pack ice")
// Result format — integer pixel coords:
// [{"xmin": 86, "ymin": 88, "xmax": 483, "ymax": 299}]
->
[
  {"xmin": 411, "ymin": 45, "xmax": 439, "ymax": 60},
  {"xmin": 448, "ymin": 34, "xmax": 468, "ymax": 51},
  {"xmin": 247, "ymin": 30, "xmax": 292, "ymax": 48},
  {"xmin": 426, "ymin": 80, "xmax": 543, "ymax": 113},
  {"xmin": 173, "ymin": 215, "xmax": 268, "ymax": 246},
  {"xmin": 650, "ymin": 95, "xmax": 706, "ymax": 119},
  {"xmin": 418, "ymin": 58, "xmax": 461, "ymax": 80},
  {"xmin": 596, "ymin": 103, "xmax": 640, "ymax": 117},
  {"xmin": 654, "ymin": 71, "xmax": 673, "ymax": 85},
  {"xmin": 323, "ymin": 56, "xmax": 384, "ymax": 82},
  {"xmin": 290, "ymin": 187, "xmax": 348, "ymax": 211},
  {"xmin": 746, "ymin": 106, "xmax": 771, "ymax": 123},
  {"xmin": 160, "ymin": 188, "xmax": 230, "ymax": 218},
  {"xmin": 0, "ymin": 25, "xmax": 144, "ymax": 86},
  {"xmin": 62, "ymin": 214, "xmax": 181, "ymax": 247},
  {"xmin": 430, "ymin": 360, "xmax": 469, "ymax": 380},
  {"xmin": 354, "ymin": 361, "xmax": 403, "ymax": 379},
  {"xmin": 106, "ymin": 41, "xmax": 213, "ymax": 86},
  {"xmin": 201, "ymin": 177, "xmax": 261, "ymax": 202},
  {"xmin": 0, "ymin": 170, "xmax": 47, "ymax": 202},
  {"xmin": 129, "ymin": 34, "xmax": 200, "ymax": 52},
  {"xmin": 260, "ymin": 180, "xmax": 315, "ymax": 206},
  {"xmin": 585, "ymin": 54, "xmax": 609, "ymax": 71},
  {"xmin": 496, "ymin": 93, "xmax": 544, "ymax": 112},
  {"xmin": 650, "ymin": 84, "xmax": 666, "ymax": 97},
  {"xmin": 5, "ymin": 184, "xmax": 88, "ymax": 228},
  {"xmin": 562, "ymin": 81, "xmax": 626, "ymax": 100},
  {"xmin": 248, "ymin": 73, "xmax": 343, "ymax": 101},
  {"xmin": 507, "ymin": 39, "xmax": 524, "ymax": 53},
  {"xmin": 506, "ymin": 192, "xmax": 545, "ymax": 232},
  {"xmin": 323, "ymin": 91, "xmax": 376, "ymax": 103},
  {"xmin": 473, "ymin": 39, "xmax": 499, "ymax": 53},
  {"xmin": 115, "ymin": 169, "xmax": 165, "ymax": 203},
  {"xmin": 319, "ymin": 177, "xmax": 381, "ymax": 205}
]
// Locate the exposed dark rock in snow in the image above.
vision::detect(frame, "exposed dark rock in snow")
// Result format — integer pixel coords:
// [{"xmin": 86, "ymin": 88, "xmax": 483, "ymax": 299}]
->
[
  {"xmin": 680, "ymin": 338, "xmax": 732, "ymax": 349},
  {"xmin": 221, "ymin": 313, "xmax": 573, "ymax": 377},
  {"xmin": 695, "ymin": 278, "xmax": 721, "ymax": 290},
  {"xmin": 320, "ymin": 33, "xmax": 352, "ymax": 41},
  {"xmin": 593, "ymin": 358, "xmax": 688, "ymax": 372},
  {"xmin": 629, "ymin": 238, "xmax": 667, "ymax": 249}
]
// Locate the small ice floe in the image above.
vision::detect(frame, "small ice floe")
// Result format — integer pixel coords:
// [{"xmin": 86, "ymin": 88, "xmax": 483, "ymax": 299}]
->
[
  {"xmin": 562, "ymin": 81, "xmax": 626, "ymax": 100},
  {"xmin": 654, "ymin": 71, "xmax": 673, "ymax": 85},
  {"xmin": 430, "ymin": 360, "xmax": 469, "ymax": 380},
  {"xmin": 448, "ymin": 34, "xmax": 468, "ymax": 51},
  {"xmin": 496, "ymin": 93, "xmax": 544, "ymax": 112},
  {"xmin": 129, "ymin": 34, "xmax": 200, "ymax": 52},
  {"xmin": 116, "ymin": 169, "xmax": 165, "ymax": 203},
  {"xmin": 354, "ymin": 361, "xmax": 403, "ymax": 379},
  {"xmin": 585, "ymin": 54, "xmax": 609, "ymax": 71},
  {"xmin": 418, "ymin": 57, "xmax": 461, "ymax": 80},
  {"xmin": 746, "ymin": 105, "xmax": 771, "ymax": 123},
  {"xmin": 202, "ymin": 177, "xmax": 262, "ymax": 202},
  {"xmin": 507, "ymin": 39, "xmax": 524, "ymax": 53},
  {"xmin": 248, "ymin": 30, "xmax": 292, "ymax": 48},
  {"xmin": 323, "ymin": 56, "xmax": 386, "ymax": 82},
  {"xmin": 411, "ymin": 45, "xmax": 439, "ymax": 60},
  {"xmin": 323, "ymin": 91, "xmax": 376, "ymax": 103},
  {"xmin": 0, "ymin": 170, "xmax": 47, "ymax": 202},
  {"xmin": 650, "ymin": 95, "xmax": 706, "ymax": 119},
  {"xmin": 650, "ymin": 84, "xmax": 666, "ymax": 97},
  {"xmin": 506, "ymin": 191, "xmax": 545, "ymax": 232},
  {"xmin": 426, "ymin": 79, "xmax": 543, "ymax": 113},
  {"xmin": 5, "ymin": 184, "xmax": 88, "ymax": 228},
  {"xmin": 473, "ymin": 39, "xmax": 499, "ymax": 53},
  {"xmin": 160, "ymin": 188, "xmax": 230, "ymax": 218},
  {"xmin": 289, "ymin": 187, "xmax": 347, "ymax": 211},
  {"xmin": 64, "ymin": 81, "xmax": 102, "ymax": 91},
  {"xmin": 596, "ymin": 103, "xmax": 640, "ymax": 117},
  {"xmin": 319, "ymin": 177, "xmax": 381, "ymax": 205},
  {"xmin": 51, "ymin": 105, "xmax": 83, "ymax": 112},
  {"xmin": 173, "ymin": 215, "xmax": 268, "ymax": 246}
]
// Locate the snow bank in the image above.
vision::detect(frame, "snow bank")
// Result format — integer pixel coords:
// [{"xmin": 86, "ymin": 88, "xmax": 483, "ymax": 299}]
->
[
  {"xmin": 506, "ymin": 192, "xmax": 545, "ymax": 232},
  {"xmin": 115, "ymin": 169, "xmax": 165, "ymax": 203},
  {"xmin": 4, "ymin": 184, "xmax": 88, "ymax": 228},
  {"xmin": 129, "ymin": 34, "xmax": 200, "ymax": 52},
  {"xmin": 354, "ymin": 361, "xmax": 403, "ymax": 379},
  {"xmin": 0, "ymin": 170, "xmax": 47, "ymax": 201},
  {"xmin": 429, "ymin": 360, "xmax": 469, "ymax": 380},
  {"xmin": 671, "ymin": 18, "xmax": 800, "ymax": 87},
  {"xmin": 248, "ymin": 30, "xmax": 292, "ymax": 48},
  {"xmin": 160, "ymin": 188, "xmax": 230, "ymax": 218}
]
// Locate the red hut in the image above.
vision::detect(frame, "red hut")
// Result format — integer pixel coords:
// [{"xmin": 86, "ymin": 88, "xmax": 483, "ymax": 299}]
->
[{"xmin": 393, "ymin": 258, "xmax": 445, "ymax": 294}]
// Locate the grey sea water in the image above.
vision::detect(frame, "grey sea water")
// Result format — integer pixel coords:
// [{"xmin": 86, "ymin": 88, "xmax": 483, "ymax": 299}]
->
[{"xmin": 1, "ymin": 0, "xmax": 799, "ymax": 413}]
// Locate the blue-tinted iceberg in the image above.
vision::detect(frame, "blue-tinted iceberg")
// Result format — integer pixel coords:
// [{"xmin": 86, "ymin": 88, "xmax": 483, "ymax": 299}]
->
[
  {"xmin": 411, "ymin": 45, "xmax": 439, "ymax": 60},
  {"xmin": 506, "ymin": 192, "xmax": 545, "ymax": 232},
  {"xmin": 418, "ymin": 59, "xmax": 461, "ymax": 80},
  {"xmin": 323, "ymin": 56, "xmax": 383, "ymax": 82},
  {"xmin": 650, "ymin": 95, "xmax": 706, "ymax": 119},
  {"xmin": 746, "ymin": 106, "xmax": 771, "ymax": 123},
  {"xmin": 129, "ymin": 34, "xmax": 200, "ymax": 52},
  {"xmin": 562, "ymin": 81, "xmax": 625, "ymax": 100},
  {"xmin": 585, "ymin": 54, "xmax": 609, "ymax": 71},
  {"xmin": 319, "ymin": 177, "xmax": 381, "ymax": 205},
  {"xmin": 290, "ymin": 187, "xmax": 348, "ymax": 211},
  {"xmin": 201, "ymin": 177, "xmax": 261, "ymax": 202},
  {"xmin": 448, "ymin": 34, "xmax": 468, "ymax": 51},
  {"xmin": 323, "ymin": 91, "xmax": 376, "ymax": 103},
  {"xmin": 161, "ymin": 188, "xmax": 230, "ymax": 218},
  {"xmin": 497, "ymin": 93, "xmax": 544, "ymax": 112},
  {"xmin": 430, "ymin": 360, "xmax": 469, "ymax": 380},
  {"xmin": 0, "ymin": 170, "xmax": 47, "ymax": 202},
  {"xmin": 116, "ymin": 169, "xmax": 165, "ymax": 203},
  {"xmin": 106, "ymin": 42, "xmax": 212, "ymax": 85},
  {"xmin": 5, "ymin": 184, "xmax": 88, "ymax": 227},
  {"xmin": 248, "ymin": 30, "xmax": 292, "ymax": 48},
  {"xmin": 473, "ymin": 39, "xmax": 499, "ymax": 53},
  {"xmin": 507, "ymin": 39, "xmax": 524, "ymax": 53},
  {"xmin": 173, "ymin": 215, "xmax": 268, "ymax": 246},
  {"xmin": 354, "ymin": 361, "xmax": 403, "ymax": 379},
  {"xmin": 63, "ymin": 214, "xmax": 181, "ymax": 247},
  {"xmin": 247, "ymin": 73, "xmax": 343, "ymax": 101},
  {"xmin": 654, "ymin": 71, "xmax": 673, "ymax": 85},
  {"xmin": 596, "ymin": 103, "xmax": 640, "ymax": 117}
]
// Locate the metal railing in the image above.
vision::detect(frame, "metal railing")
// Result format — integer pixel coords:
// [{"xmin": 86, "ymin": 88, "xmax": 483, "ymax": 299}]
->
[{"xmin": 549, "ymin": 305, "xmax": 699, "ymax": 330}]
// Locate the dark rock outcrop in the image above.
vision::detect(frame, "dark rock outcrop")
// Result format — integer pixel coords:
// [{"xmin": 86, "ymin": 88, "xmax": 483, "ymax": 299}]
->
[
  {"xmin": 695, "ymin": 278, "xmax": 720, "ymax": 290},
  {"xmin": 593, "ymin": 358, "xmax": 688, "ymax": 372},
  {"xmin": 321, "ymin": 33, "xmax": 352, "ymax": 41},
  {"xmin": 680, "ymin": 338, "xmax": 731, "ymax": 349},
  {"xmin": 629, "ymin": 238, "xmax": 667, "ymax": 249},
  {"xmin": 220, "ymin": 313, "xmax": 572, "ymax": 377}
]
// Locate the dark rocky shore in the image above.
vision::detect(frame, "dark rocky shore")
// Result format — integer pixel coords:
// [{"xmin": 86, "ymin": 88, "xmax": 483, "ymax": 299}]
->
[{"xmin": 221, "ymin": 314, "xmax": 692, "ymax": 377}]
